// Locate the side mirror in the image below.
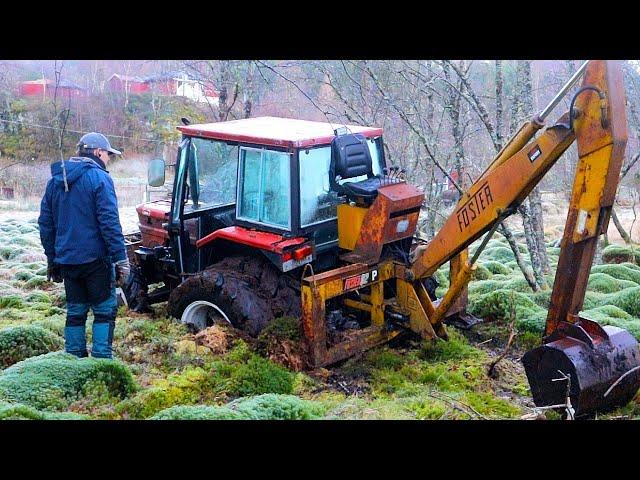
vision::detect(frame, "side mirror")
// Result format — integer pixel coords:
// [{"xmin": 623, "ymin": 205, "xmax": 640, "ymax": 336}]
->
[{"xmin": 148, "ymin": 158, "xmax": 166, "ymax": 187}]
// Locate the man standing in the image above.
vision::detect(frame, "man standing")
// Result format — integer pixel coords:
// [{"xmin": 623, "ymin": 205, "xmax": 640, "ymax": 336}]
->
[{"xmin": 38, "ymin": 132, "xmax": 131, "ymax": 359}]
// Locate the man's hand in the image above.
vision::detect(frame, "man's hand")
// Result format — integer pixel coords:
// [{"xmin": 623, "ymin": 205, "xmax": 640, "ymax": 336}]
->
[
  {"xmin": 115, "ymin": 259, "xmax": 131, "ymax": 287},
  {"xmin": 47, "ymin": 259, "xmax": 63, "ymax": 283}
]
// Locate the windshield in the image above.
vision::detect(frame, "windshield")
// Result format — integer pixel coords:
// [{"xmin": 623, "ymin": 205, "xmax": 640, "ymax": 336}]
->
[{"xmin": 185, "ymin": 137, "xmax": 238, "ymax": 211}]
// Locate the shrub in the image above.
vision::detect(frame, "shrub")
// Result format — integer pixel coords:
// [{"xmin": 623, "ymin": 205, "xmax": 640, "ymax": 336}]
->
[
  {"xmin": 0, "ymin": 325, "xmax": 64, "ymax": 368},
  {"xmin": 0, "ymin": 351, "xmax": 136, "ymax": 411}
]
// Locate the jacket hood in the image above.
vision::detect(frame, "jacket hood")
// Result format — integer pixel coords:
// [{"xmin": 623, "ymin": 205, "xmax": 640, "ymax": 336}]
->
[{"xmin": 50, "ymin": 157, "xmax": 103, "ymax": 187}]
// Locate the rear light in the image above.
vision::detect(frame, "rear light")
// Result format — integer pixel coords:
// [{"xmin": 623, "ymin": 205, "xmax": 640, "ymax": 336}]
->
[
  {"xmin": 282, "ymin": 251, "xmax": 293, "ymax": 262},
  {"xmin": 293, "ymin": 245, "xmax": 312, "ymax": 261}
]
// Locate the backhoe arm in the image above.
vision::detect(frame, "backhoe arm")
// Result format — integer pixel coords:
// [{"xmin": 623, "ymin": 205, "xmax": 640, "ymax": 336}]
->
[{"xmin": 409, "ymin": 116, "xmax": 575, "ymax": 280}]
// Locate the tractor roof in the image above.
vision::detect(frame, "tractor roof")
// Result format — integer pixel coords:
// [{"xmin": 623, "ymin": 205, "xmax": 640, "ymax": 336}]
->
[{"xmin": 176, "ymin": 116, "xmax": 383, "ymax": 149}]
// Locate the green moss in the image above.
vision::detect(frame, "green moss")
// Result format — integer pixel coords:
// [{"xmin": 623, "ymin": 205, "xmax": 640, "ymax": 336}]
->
[
  {"xmin": 15, "ymin": 270, "xmax": 34, "ymax": 281},
  {"xmin": 25, "ymin": 291, "xmax": 51, "ymax": 304},
  {"xmin": 0, "ymin": 295, "xmax": 24, "ymax": 309},
  {"xmin": 480, "ymin": 246, "xmax": 516, "ymax": 263},
  {"xmin": 462, "ymin": 391, "xmax": 521, "ymax": 418},
  {"xmin": 228, "ymin": 394, "xmax": 325, "ymax": 420},
  {"xmin": 0, "ymin": 400, "xmax": 86, "ymax": 420},
  {"xmin": 227, "ymin": 356, "xmax": 294, "ymax": 396},
  {"xmin": 590, "ymin": 264, "xmax": 640, "ymax": 284},
  {"xmin": 583, "ymin": 304, "xmax": 632, "ymax": 320},
  {"xmin": 600, "ymin": 287, "xmax": 640, "ymax": 317},
  {"xmin": 419, "ymin": 330, "xmax": 481, "ymax": 362},
  {"xmin": 151, "ymin": 405, "xmax": 245, "ymax": 420},
  {"xmin": 0, "ymin": 325, "xmax": 64, "ymax": 368},
  {"xmin": 256, "ymin": 316, "xmax": 302, "ymax": 354},
  {"xmin": 24, "ymin": 275, "xmax": 47, "ymax": 289},
  {"xmin": 324, "ymin": 396, "xmax": 416, "ymax": 419},
  {"xmin": 602, "ymin": 244, "xmax": 640, "ymax": 265},
  {"xmin": 482, "ymin": 261, "xmax": 512, "ymax": 275},
  {"xmin": 469, "ymin": 279, "xmax": 508, "ymax": 296},
  {"xmin": 115, "ymin": 366, "xmax": 212, "ymax": 419},
  {"xmin": 472, "ymin": 264, "xmax": 492, "ymax": 280},
  {"xmin": 150, "ymin": 394, "xmax": 325, "ymax": 420},
  {"xmin": 405, "ymin": 397, "xmax": 447, "ymax": 419},
  {"xmin": 366, "ymin": 347, "xmax": 406, "ymax": 370},
  {"xmin": 588, "ymin": 273, "xmax": 638, "ymax": 294},
  {"xmin": 469, "ymin": 288, "xmax": 542, "ymax": 321},
  {"xmin": 0, "ymin": 351, "xmax": 136, "ymax": 411}
]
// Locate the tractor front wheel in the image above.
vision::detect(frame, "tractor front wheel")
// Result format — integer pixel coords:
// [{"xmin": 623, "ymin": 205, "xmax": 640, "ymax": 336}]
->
[{"xmin": 167, "ymin": 256, "xmax": 300, "ymax": 337}]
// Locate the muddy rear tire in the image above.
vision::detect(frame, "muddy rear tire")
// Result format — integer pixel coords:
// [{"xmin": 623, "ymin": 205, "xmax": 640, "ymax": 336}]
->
[{"xmin": 167, "ymin": 255, "xmax": 301, "ymax": 337}]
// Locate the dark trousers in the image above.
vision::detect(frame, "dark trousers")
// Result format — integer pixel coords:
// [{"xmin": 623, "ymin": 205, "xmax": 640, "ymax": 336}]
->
[{"xmin": 61, "ymin": 258, "xmax": 117, "ymax": 358}]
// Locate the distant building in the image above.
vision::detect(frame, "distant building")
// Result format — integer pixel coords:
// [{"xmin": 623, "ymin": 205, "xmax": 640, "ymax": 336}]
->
[
  {"xmin": 106, "ymin": 74, "xmax": 150, "ymax": 94},
  {"xmin": 19, "ymin": 78, "xmax": 86, "ymax": 99},
  {"xmin": 145, "ymin": 71, "xmax": 219, "ymax": 104},
  {"xmin": 106, "ymin": 71, "xmax": 219, "ymax": 103}
]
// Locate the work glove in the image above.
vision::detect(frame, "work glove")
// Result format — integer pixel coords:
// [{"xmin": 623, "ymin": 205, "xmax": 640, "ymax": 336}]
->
[
  {"xmin": 114, "ymin": 259, "xmax": 131, "ymax": 288},
  {"xmin": 47, "ymin": 259, "xmax": 63, "ymax": 283}
]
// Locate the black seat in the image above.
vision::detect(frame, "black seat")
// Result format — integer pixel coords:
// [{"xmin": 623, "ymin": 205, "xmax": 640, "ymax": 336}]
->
[{"xmin": 330, "ymin": 133, "xmax": 381, "ymax": 203}]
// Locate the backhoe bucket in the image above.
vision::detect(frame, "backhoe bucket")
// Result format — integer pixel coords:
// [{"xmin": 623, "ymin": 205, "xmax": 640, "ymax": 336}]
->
[{"xmin": 522, "ymin": 318, "xmax": 640, "ymax": 417}]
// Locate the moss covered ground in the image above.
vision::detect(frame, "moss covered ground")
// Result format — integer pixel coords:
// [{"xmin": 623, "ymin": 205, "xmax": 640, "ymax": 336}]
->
[{"xmin": 1, "ymin": 218, "xmax": 640, "ymax": 420}]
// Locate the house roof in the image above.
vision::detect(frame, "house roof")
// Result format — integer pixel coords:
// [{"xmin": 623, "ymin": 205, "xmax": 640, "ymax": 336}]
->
[
  {"xmin": 107, "ymin": 73, "xmax": 146, "ymax": 83},
  {"xmin": 177, "ymin": 116, "xmax": 383, "ymax": 149},
  {"xmin": 20, "ymin": 78, "xmax": 85, "ymax": 90}
]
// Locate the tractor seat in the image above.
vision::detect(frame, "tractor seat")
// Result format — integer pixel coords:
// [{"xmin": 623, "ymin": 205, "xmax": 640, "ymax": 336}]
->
[
  {"xmin": 330, "ymin": 133, "xmax": 381, "ymax": 204},
  {"xmin": 341, "ymin": 176, "xmax": 384, "ymax": 198}
]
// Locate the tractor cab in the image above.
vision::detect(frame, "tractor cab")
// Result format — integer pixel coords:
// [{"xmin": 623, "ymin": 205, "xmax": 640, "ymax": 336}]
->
[{"xmin": 132, "ymin": 116, "xmax": 387, "ymax": 293}]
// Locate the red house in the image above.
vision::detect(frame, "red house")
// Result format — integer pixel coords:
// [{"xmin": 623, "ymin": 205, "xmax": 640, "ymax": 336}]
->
[
  {"xmin": 106, "ymin": 74, "xmax": 150, "ymax": 94},
  {"xmin": 19, "ymin": 78, "xmax": 86, "ymax": 99}
]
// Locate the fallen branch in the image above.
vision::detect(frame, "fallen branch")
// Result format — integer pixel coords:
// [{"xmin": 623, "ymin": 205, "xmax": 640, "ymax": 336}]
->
[
  {"xmin": 604, "ymin": 365, "xmax": 640, "ymax": 398},
  {"xmin": 428, "ymin": 390, "xmax": 488, "ymax": 420}
]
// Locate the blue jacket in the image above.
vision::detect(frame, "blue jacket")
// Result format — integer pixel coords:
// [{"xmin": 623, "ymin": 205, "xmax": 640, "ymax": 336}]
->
[{"xmin": 38, "ymin": 156, "xmax": 127, "ymax": 265}]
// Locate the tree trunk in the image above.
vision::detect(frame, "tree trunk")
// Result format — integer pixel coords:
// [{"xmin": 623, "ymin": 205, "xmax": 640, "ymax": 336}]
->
[
  {"xmin": 495, "ymin": 60, "xmax": 503, "ymax": 149},
  {"xmin": 518, "ymin": 203, "xmax": 548, "ymax": 289},
  {"xmin": 499, "ymin": 223, "xmax": 539, "ymax": 291},
  {"xmin": 611, "ymin": 207, "xmax": 632, "ymax": 244},
  {"xmin": 529, "ymin": 186, "xmax": 551, "ymax": 273}
]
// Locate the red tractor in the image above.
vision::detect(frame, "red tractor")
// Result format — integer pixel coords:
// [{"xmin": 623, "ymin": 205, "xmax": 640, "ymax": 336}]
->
[{"xmin": 124, "ymin": 116, "xmax": 422, "ymax": 337}]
